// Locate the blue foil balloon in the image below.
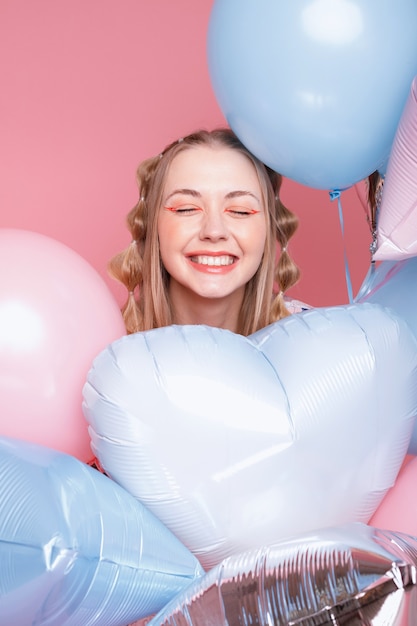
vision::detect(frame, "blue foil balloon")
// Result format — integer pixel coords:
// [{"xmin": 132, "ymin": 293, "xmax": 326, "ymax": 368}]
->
[
  {"xmin": 207, "ymin": 0, "xmax": 417, "ymax": 190},
  {"xmin": 356, "ymin": 257, "xmax": 417, "ymax": 454},
  {"xmin": 0, "ymin": 437, "xmax": 203, "ymax": 625}
]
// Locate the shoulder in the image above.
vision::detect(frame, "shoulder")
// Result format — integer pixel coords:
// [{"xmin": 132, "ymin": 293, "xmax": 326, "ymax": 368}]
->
[{"xmin": 284, "ymin": 296, "xmax": 312, "ymax": 314}]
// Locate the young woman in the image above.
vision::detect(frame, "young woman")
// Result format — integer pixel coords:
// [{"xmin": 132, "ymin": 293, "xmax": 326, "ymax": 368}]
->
[
  {"xmin": 93, "ymin": 131, "xmax": 307, "ymax": 626},
  {"xmin": 109, "ymin": 128, "xmax": 305, "ymax": 337}
]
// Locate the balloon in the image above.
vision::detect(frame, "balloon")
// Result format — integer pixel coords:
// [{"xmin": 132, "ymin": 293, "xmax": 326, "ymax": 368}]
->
[
  {"xmin": 0, "ymin": 228, "xmax": 125, "ymax": 461},
  {"xmin": 83, "ymin": 303, "xmax": 417, "ymax": 570},
  {"xmin": 356, "ymin": 257, "xmax": 417, "ymax": 453},
  {"xmin": 0, "ymin": 437, "xmax": 203, "ymax": 626},
  {"xmin": 207, "ymin": 0, "xmax": 417, "ymax": 190},
  {"xmin": 378, "ymin": 155, "xmax": 389, "ymax": 179},
  {"xmin": 374, "ymin": 76, "xmax": 417, "ymax": 261},
  {"xmin": 148, "ymin": 523, "xmax": 417, "ymax": 625},
  {"xmin": 370, "ymin": 456, "xmax": 417, "ymax": 537}
]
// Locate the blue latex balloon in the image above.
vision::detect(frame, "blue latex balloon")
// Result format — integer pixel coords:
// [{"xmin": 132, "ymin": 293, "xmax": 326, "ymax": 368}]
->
[
  {"xmin": 0, "ymin": 437, "xmax": 203, "ymax": 626},
  {"xmin": 356, "ymin": 257, "xmax": 417, "ymax": 453},
  {"xmin": 207, "ymin": 0, "xmax": 417, "ymax": 190}
]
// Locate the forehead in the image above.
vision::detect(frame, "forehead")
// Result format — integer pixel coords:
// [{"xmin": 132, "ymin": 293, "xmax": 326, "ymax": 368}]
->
[{"xmin": 164, "ymin": 145, "xmax": 262, "ymax": 193}]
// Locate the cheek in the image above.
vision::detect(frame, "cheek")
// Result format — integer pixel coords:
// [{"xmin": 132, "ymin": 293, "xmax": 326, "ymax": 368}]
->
[
  {"xmin": 157, "ymin": 218, "xmax": 176, "ymax": 258},
  {"xmin": 158, "ymin": 216, "xmax": 196, "ymax": 253},
  {"xmin": 242, "ymin": 223, "xmax": 267, "ymax": 259}
]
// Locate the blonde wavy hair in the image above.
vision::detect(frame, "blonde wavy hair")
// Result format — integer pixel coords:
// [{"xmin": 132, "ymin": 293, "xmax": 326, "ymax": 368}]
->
[{"xmin": 109, "ymin": 128, "xmax": 300, "ymax": 336}]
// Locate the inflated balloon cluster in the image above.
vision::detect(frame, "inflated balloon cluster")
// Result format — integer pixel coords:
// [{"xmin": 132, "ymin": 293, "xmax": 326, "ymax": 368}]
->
[{"xmin": 3, "ymin": 2, "xmax": 417, "ymax": 625}]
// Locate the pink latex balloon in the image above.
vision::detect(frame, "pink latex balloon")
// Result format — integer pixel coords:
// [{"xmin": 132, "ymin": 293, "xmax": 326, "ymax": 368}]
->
[
  {"xmin": 374, "ymin": 75, "xmax": 417, "ymax": 260},
  {"xmin": 370, "ymin": 455, "xmax": 417, "ymax": 535},
  {"xmin": 0, "ymin": 229, "xmax": 125, "ymax": 461}
]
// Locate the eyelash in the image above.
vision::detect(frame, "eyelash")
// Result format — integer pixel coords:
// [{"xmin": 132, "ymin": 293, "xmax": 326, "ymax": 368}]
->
[
  {"xmin": 164, "ymin": 205, "xmax": 200, "ymax": 214},
  {"xmin": 228, "ymin": 208, "xmax": 258, "ymax": 217},
  {"xmin": 164, "ymin": 205, "xmax": 259, "ymax": 217}
]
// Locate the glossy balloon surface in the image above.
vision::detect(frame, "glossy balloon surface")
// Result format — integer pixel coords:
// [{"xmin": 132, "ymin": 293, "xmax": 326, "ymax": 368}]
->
[
  {"xmin": 83, "ymin": 304, "xmax": 417, "ymax": 569},
  {"xmin": 208, "ymin": 0, "xmax": 417, "ymax": 189},
  {"xmin": 0, "ymin": 437, "xmax": 203, "ymax": 626},
  {"xmin": 0, "ymin": 228, "xmax": 125, "ymax": 461},
  {"xmin": 356, "ymin": 257, "xmax": 417, "ymax": 453},
  {"xmin": 149, "ymin": 523, "xmax": 417, "ymax": 625},
  {"xmin": 375, "ymin": 76, "xmax": 417, "ymax": 260}
]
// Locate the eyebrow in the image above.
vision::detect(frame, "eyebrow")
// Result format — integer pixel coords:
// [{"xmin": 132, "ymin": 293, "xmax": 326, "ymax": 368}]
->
[
  {"xmin": 164, "ymin": 188, "xmax": 261, "ymax": 203},
  {"xmin": 165, "ymin": 188, "xmax": 201, "ymax": 202}
]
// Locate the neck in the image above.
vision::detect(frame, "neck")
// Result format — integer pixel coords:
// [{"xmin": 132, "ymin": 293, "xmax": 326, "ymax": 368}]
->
[{"xmin": 169, "ymin": 285, "xmax": 244, "ymax": 333}]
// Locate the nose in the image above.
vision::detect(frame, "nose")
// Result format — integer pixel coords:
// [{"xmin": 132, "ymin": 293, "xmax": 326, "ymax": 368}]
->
[{"xmin": 199, "ymin": 208, "xmax": 229, "ymax": 241}]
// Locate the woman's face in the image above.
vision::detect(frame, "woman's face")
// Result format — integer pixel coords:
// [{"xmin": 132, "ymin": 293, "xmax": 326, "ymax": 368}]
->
[{"xmin": 157, "ymin": 145, "xmax": 267, "ymax": 309}]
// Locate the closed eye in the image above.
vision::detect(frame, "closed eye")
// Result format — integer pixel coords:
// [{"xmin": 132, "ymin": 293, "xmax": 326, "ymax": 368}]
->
[
  {"xmin": 225, "ymin": 206, "xmax": 260, "ymax": 217},
  {"xmin": 164, "ymin": 204, "xmax": 202, "ymax": 214}
]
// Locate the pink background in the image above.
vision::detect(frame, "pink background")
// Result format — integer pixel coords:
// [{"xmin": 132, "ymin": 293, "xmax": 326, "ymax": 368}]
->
[{"xmin": 0, "ymin": 0, "xmax": 372, "ymax": 309}]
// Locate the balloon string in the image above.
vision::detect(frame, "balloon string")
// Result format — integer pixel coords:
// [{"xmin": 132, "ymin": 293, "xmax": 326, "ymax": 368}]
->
[
  {"xmin": 329, "ymin": 189, "xmax": 354, "ymax": 304},
  {"xmin": 354, "ymin": 260, "xmax": 376, "ymax": 301}
]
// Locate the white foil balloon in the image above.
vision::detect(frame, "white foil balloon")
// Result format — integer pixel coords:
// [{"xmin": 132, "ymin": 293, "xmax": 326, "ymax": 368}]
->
[
  {"xmin": 83, "ymin": 304, "xmax": 417, "ymax": 570},
  {"xmin": 148, "ymin": 523, "xmax": 417, "ymax": 625}
]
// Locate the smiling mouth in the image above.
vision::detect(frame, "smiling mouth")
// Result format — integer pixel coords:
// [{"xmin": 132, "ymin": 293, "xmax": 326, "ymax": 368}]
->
[{"xmin": 189, "ymin": 255, "xmax": 236, "ymax": 266}]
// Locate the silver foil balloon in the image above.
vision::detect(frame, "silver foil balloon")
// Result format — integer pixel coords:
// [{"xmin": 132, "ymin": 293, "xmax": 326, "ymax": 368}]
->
[{"xmin": 149, "ymin": 523, "xmax": 417, "ymax": 625}]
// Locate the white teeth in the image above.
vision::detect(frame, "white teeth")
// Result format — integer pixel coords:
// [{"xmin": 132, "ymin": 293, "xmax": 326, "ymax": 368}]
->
[{"xmin": 191, "ymin": 255, "xmax": 235, "ymax": 266}]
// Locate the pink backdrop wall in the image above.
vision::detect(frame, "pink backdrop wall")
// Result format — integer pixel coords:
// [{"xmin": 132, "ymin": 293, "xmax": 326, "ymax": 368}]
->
[{"xmin": 0, "ymin": 0, "xmax": 372, "ymax": 309}]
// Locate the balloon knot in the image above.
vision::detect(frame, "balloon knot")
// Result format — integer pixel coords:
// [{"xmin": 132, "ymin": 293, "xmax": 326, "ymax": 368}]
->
[{"xmin": 329, "ymin": 189, "xmax": 341, "ymax": 201}]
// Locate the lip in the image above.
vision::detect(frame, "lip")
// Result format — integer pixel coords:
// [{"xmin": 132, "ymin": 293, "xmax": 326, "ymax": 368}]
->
[
  {"xmin": 186, "ymin": 251, "xmax": 238, "ymax": 257},
  {"xmin": 186, "ymin": 252, "xmax": 238, "ymax": 274}
]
